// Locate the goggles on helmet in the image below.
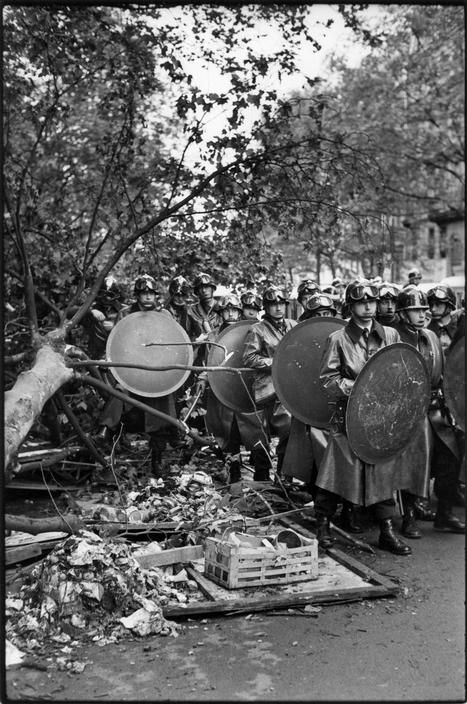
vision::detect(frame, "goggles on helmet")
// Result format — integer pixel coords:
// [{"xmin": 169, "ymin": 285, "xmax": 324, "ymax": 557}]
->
[
  {"xmin": 348, "ymin": 284, "xmax": 379, "ymax": 301},
  {"xmin": 305, "ymin": 294, "xmax": 335, "ymax": 312},
  {"xmin": 134, "ymin": 275, "xmax": 158, "ymax": 293},
  {"xmin": 241, "ymin": 292, "xmax": 261, "ymax": 309},
  {"xmin": 379, "ymin": 284, "xmax": 399, "ymax": 299},
  {"xmin": 297, "ymin": 280, "xmax": 320, "ymax": 298},
  {"xmin": 428, "ymin": 287, "xmax": 450, "ymax": 301},
  {"xmin": 263, "ymin": 288, "xmax": 288, "ymax": 304}
]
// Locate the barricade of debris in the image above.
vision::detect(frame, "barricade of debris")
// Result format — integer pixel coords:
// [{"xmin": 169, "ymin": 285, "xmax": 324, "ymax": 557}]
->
[{"xmin": 5, "ymin": 459, "xmax": 301, "ymax": 673}]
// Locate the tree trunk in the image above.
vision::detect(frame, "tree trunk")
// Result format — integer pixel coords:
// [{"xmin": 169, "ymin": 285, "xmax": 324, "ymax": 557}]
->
[{"xmin": 4, "ymin": 343, "xmax": 73, "ymax": 475}]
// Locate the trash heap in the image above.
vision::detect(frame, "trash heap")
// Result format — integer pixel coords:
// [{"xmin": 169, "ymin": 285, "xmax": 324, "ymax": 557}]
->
[
  {"xmin": 6, "ymin": 530, "xmax": 182, "ymax": 668},
  {"xmin": 89, "ymin": 470, "xmax": 237, "ymax": 533}
]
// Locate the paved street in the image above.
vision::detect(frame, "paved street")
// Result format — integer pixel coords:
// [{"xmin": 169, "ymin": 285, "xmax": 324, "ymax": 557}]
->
[{"xmin": 6, "ymin": 507, "xmax": 465, "ymax": 702}]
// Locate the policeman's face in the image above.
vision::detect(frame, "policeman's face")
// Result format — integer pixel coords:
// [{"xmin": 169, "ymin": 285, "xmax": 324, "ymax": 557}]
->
[
  {"xmin": 198, "ymin": 285, "xmax": 213, "ymax": 301},
  {"xmin": 172, "ymin": 293, "xmax": 186, "ymax": 307},
  {"xmin": 404, "ymin": 308, "xmax": 427, "ymax": 329},
  {"xmin": 351, "ymin": 298, "xmax": 377, "ymax": 323},
  {"xmin": 314, "ymin": 309, "xmax": 333, "ymax": 317},
  {"xmin": 137, "ymin": 290, "xmax": 156, "ymax": 309},
  {"xmin": 429, "ymin": 301, "xmax": 448, "ymax": 320},
  {"xmin": 242, "ymin": 307, "xmax": 259, "ymax": 320},
  {"xmin": 222, "ymin": 307, "xmax": 241, "ymax": 323},
  {"xmin": 266, "ymin": 301, "xmax": 286, "ymax": 319},
  {"xmin": 378, "ymin": 299, "xmax": 396, "ymax": 316}
]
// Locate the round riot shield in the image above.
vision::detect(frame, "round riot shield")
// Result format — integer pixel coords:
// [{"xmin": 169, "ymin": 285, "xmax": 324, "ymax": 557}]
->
[
  {"xmin": 346, "ymin": 342, "xmax": 430, "ymax": 464},
  {"xmin": 272, "ymin": 317, "xmax": 346, "ymax": 428},
  {"xmin": 426, "ymin": 332, "xmax": 444, "ymax": 386},
  {"xmin": 443, "ymin": 336, "xmax": 465, "ymax": 432},
  {"xmin": 207, "ymin": 320, "xmax": 256, "ymax": 413},
  {"xmin": 106, "ymin": 311, "xmax": 193, "ymax": 397}
]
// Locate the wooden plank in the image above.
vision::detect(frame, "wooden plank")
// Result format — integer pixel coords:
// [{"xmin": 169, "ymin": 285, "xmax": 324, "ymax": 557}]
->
[
  {"xmin": 5, "ymin": 544, "xmax": 42, "ymax": 566},
  {"xmin": 163, "ymin": 584, "xmax": 393, "ymax": 619},
  {"xmin": 134, "ymin": 545, "xmax": 204, "ymax": 568},
  {"xmin": 185, "ymin": 565, "xmax": 227, "ymax": 601},
  {"xmin": 279, "ymin": 516, "xmax": 399, "ymax": 593}
]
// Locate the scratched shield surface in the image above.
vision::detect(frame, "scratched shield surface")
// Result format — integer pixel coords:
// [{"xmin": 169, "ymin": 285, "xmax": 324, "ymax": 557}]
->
[
  {"xmin": 346, "ymin": 342, "xmax": 431, "ymax": 464},
  {"xmin": 106, "ymin": 311, "xmax": 193, "ymax": 397},
  {"xmin": 443, "ymin": 336, "xmax": 465, "ymax": 432},
  {"xmin": 272, "ymin": 317, "xmax": 346, "ymax": 428},
  {"xmin": 207, "ymin": 320, "xmax": 256, "ymax": 413}
]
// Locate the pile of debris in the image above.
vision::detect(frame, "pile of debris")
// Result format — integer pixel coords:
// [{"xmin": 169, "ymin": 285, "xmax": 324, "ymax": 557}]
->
[{"xmin": 6, "ymin": 529, "xmax": 187, "ymax": 670}]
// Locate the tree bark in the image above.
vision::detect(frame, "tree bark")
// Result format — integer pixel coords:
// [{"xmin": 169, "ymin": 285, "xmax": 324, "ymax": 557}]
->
[{"xmin": 4, "ymin": 343, "xmax": 73, "ymax": 474}]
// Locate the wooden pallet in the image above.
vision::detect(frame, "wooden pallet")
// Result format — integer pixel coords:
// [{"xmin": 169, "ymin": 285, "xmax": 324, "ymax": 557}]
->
[{"xmin": 162, "ymin": 519, "xmax": 399, "ymax": 618}]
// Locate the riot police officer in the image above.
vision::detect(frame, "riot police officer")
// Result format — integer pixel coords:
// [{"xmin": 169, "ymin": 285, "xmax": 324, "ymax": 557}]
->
[
  {"xmin": 101, "ymin": 274, "xmax": 178, "ymax": 476},
  {"xmin": 184, "ymin": 273, "xmax": 223, "ymax": 352},
  {"xmin": 204, "ymin": 294, "xmax": 265, "ymax": 483},
  {"xmin": 241, "ymin": 290, "xmax": 262, "ymax": 321},
  {"xmin": 376, "ymin": 282, "xmax": 400, "ymax": 327},
  {"xmin": 84, "ymin": 277, "xmax": 125, "ymax": 360},
  {"xmin": 165, "ymin": 275, "xmax": 191, "ymax": 327},
  {"xmin": 242, "ymin": 286, "xmax": 296, "ymax": 481},
  {"xmin": 427, "ymin": 285, "xmax": 458, "ymax": 352},
  {"xmin": 315, "ymin": 280, "xmax": 412, "ymax": 555},
  {"xmin": 299, "ymin": 292, "xmax": 337, "ymax": 322}
]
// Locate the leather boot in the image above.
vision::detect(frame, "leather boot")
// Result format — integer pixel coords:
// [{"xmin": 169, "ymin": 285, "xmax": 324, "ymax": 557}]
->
[
  {"xmin": 316, "ymin": 516, "xmax": 335, "ymax": 550},
  {"xmin": 378, "ymin": 518, "xmax": 412, "ymax": 555},
  {"xmin": 453, "ymin": 482, "xmax": 465, "ymax": 507},
  {"xmin": 413, "ymin": 497, "xmax": 436, "ymax": 521},
  {"xmin": 151, "ymin": 447, "xmax": 164, "ymax": 479},
  {"xmin": 340, "ymin": 503, "xmax": 364, "ymax": 533},
  {"xmin": 401, "ymin": 506, "xmax": 422, "ymax": 539},
  {"xmin": 229, "ymin": 460, "xmax": 242, "ymax": 484},
  {"xmin": 434, "ymin": 502, "xmax": 465, "ymax": 533}
]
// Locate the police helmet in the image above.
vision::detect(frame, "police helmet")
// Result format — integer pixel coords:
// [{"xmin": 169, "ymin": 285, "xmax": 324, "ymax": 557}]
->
[
  {"xmin": 305, "ymin": 293, "xmax": 337, "ymax": 315},
  {"xmin": 134, "ymin": 274, "xmax": 158, "ymax": 295},
  {"xmin": 344, "ymin": 280, "xmax": 379, "ymax": 305},
  {"xmin": 219, "ymin": 293, "xmax": 242, "ymax": 311},
  {"xmin": 427, "ymin": 285, "xmax": 456, "ymax": 310},
  {"xmin": 297, "ymin": 279, "xmax": 320, "ymax": 302},
  {"xmin": 262, "ymin": 285, "xmax": 289, "ymax": 306},
  {"xmin": 396, "ymin": 288, "xmax": 429, "ymax": 311},
  {"xmin": 169, "ymin": 275, "xmax": 190, "ymax": 296},
  {"xmin": 378, "ymin": 282, "xmax": 400, "ymax": 300},
  {"xmin": 193, "ymin": 272, "xmax": 216, "ymax": 294},
  {"xmin": 97, "ymin": 276, "xmax": 123, "ymax": 304},
  {"xmin": 240, "ymin": 290, "xmax": 262, "ymax": 310}
]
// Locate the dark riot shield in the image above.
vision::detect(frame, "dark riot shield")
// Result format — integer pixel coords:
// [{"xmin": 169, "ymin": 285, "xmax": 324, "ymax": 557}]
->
[
  {"xmin": 272, "ymin": 317, "xmax": 346, "ymax": 428},
  {"xmin": 346, "ymin": 342, "xmax": 431, "ymax": 464},
  {"xmin": 426, "ymin": 332, "xmax": 444, "ymax": 386},
  {"xmin": 207, "ymin": 320, "xmax": 256, "ymax": 413},
  {"xmin": 106, "ymin": 311, "xmax": 193, "ymax": 397},
  {"xmin": 443, "ymin": 336, "xmax": 465, "ymax": 432}
]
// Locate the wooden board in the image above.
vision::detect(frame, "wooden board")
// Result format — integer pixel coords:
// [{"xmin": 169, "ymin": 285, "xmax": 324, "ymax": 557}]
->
[
  {"xmin": 5, "ymin": 544, "xmax": 42, "ymax": 566},
  {"xmin": 162, "ymin": 520, "xmax": 399, "ymax": 619},
  {"xmin": 134, "ymin": 545, "xmax": 204, "ymax": 568}
]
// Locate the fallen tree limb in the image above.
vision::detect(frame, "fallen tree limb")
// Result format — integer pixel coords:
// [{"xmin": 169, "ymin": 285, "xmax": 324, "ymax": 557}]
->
[
  {"xmin": 5, "ymin": 513, "xmax": 84, "ymax": 535},
  {"xmin": 55, "ymin": 388, "xmax": 108, "ymax": 468},
  {"xmin": 4, "ymin": 343, "xmax": 74, "ymax": 473},
  {"xmin": 77, "ymin": 373, "xmax": 215, "ymax": 447}
]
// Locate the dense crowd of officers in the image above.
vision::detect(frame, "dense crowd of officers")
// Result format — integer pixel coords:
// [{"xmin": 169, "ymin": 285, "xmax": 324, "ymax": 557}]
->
[{"xmin": 83, "ymin": 269, "xmax": 465, "ymax": 556}]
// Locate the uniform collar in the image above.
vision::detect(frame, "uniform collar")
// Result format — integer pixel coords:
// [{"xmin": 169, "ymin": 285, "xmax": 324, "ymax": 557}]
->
[{"xmin": 346, "ymin": 318, "xmax": 385, "ymax": 343}]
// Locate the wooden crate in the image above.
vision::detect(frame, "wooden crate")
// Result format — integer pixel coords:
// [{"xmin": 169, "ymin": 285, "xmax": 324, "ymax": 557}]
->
[{"xmin": 204, "ymin": 535, "xmax": 318, "ymax": 589}]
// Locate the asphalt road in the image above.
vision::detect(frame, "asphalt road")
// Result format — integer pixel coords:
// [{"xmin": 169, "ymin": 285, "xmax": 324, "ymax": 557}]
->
[{"xmin": 5, "ymin": 505, "xmax": 465, "ymax": 703}]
